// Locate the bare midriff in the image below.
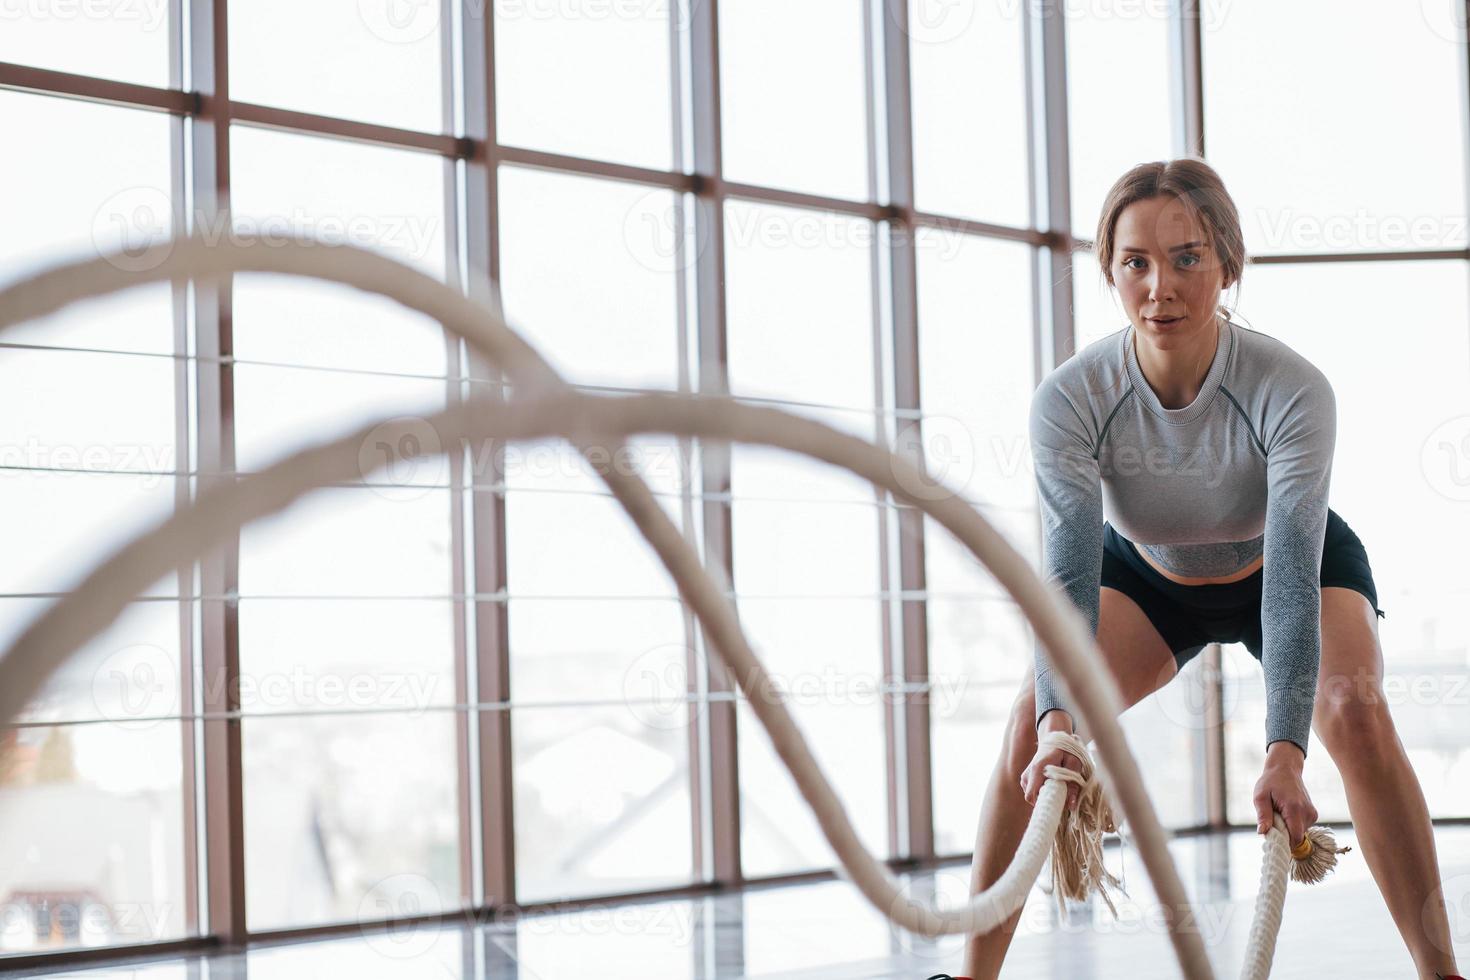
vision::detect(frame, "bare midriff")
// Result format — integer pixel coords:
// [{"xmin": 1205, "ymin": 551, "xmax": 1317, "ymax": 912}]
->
[{"xmin": 1134, "ymin": 547, "xmax": 1264, "ymax": 586}]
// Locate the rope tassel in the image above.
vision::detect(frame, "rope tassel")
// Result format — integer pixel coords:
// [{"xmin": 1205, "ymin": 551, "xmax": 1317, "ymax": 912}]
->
[
  {"xmin": 1284, "ymin": 818, "xmax": 1351, "ymax": 885},
  {"xmin": 1033, "ymin": 731, "xmax": 1129, "ymax": 917}
]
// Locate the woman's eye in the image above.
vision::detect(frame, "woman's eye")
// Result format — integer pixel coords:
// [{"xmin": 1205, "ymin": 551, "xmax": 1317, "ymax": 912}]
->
[
  {"xmin": 1177, "ymin": 253, "xmax": 1201, "ymax": 268},
  {"xmin": 1123, "ymin": 256, "xmax": 1144, "ymax": 270}
]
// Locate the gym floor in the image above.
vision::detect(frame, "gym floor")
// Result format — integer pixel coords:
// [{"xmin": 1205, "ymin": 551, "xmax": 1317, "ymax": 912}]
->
[{"xmin": 7, "ymin": 824, "xmax": 1466, "ymax": 979}]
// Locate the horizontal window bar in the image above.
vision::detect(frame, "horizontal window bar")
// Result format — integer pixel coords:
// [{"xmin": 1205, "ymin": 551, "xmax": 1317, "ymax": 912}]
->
[
  {"xmin": 0, "ymin": 60, "xmax": 194, "ymax": 114},
  {"xmin": 498, "ymin": 144, "xmax": 695, "ymax": 192},
  {"xmin": 229, "ymin": 101, "xmax": 467, "ymax": 156}
]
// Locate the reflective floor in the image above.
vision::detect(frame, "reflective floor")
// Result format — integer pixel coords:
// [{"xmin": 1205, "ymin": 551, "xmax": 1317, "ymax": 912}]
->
[{"xmin": 6, "ymin": 825, "xmax": 1468, "ymax": 978}]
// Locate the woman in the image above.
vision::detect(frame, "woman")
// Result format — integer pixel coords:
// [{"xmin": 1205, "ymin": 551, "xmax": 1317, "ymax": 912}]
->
[{"xmin": 939, "ymin": 160, "xmax": 1462, "ymax": 980}]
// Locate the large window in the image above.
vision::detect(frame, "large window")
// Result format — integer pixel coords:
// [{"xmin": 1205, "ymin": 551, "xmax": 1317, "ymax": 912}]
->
[{"xmin": 3, "ymin": 0, "xmax": 1468, "ymax": 970}]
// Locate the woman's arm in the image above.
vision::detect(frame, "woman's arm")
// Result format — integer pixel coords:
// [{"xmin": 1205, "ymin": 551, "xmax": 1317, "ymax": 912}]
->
[
  {"xmin": 1258, "ymin": 369, "xmax": 1337, "ymax": 759},
  {"xmin": 1028, "ymin": 376, "xmax": 1105, "ymax": 734}
]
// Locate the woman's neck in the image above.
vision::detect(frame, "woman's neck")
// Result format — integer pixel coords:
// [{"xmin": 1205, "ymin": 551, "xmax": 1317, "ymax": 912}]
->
[{"xmin": 1133, "ymin": 313, "xmax": 1222, "ymax": 410}]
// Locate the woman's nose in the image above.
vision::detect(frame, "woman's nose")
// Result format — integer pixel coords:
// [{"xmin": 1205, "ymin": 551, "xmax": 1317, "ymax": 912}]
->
[{"xmin": 1148, "ymin": 267, "xmax": 1178, "ymax": 301}]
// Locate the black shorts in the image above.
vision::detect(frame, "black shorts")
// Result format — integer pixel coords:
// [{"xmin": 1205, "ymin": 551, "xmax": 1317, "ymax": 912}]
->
[{"xmin": 1100, "ymin": 507, "xmax": 1385, "ymax": 672}]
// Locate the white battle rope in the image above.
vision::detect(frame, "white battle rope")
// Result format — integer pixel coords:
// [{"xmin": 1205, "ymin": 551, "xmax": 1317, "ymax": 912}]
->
[{"xmin": 0, "ymin": 237, "xmax": 1334, "ymax": 978}]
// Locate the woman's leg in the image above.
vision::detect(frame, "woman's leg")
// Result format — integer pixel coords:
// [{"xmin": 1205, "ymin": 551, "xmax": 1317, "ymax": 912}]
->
[
  {"xmin": 1311, "ymin": 585, "xmax": 1460, "ymax": 979},
  {"xmin": 959, "ymin": 586, "xmax": 1184, "ymax": 979}
]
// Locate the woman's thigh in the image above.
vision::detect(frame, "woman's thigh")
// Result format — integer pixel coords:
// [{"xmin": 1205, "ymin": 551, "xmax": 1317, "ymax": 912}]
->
[{"xmin": 1016, "ymin": 586, "xmax": 1181, "ymax": 743}]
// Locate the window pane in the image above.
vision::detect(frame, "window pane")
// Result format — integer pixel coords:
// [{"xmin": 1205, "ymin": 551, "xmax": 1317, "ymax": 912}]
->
[
  {"xmin": 244, "ymin": 712, "xmax": 459, "ymax": 929},
  {"xmin": 1071, "ymin": 249, "xmax": 1128, "ymax": 352},
  {"xmin": 506, "ymin": 492, "xmax": 682, "ymax": 599},
  {"xmin": 0, "ymin": 91, "xmax": 173, "ymax": 355},
  {"xmin": 1223, "ymin": 260, "xmax": 1470, "ymax": 819},
  {"xmin": 739, "ymin": 701, "xmax": 887, "ymax": 877},
  {"xmin": 494, "ymin": 0, "xmax": 673, "ymax": 170},
  {"xmin": 0, "ymin": 349, "xmax": 174, "ymax": 476},
  {"xmin": 1204, "ymin": 1, "xmax": 1468, "ymax": 255},
  {"xmin": 230, "ymin": 126, "xmax": 449, "ymax": 376},
  {"xmin": 719, "ymin": 0, "xmax": 868, "ymax": 201},
  {"xmin": 725, "ymin": 201, "xmax": 874, "ymax": 410},
  {"xmin": 3, "ymin": 598, "xmax": 182, "ymax": 727},
  {"xmin": 238, "ymin": 487, "xmax": 452, "ymax": 597},
  {"xmin": 229, "ymin": 0, "xmax": 443, "ymax": 132},
  {"xmin": 0, "ymin": 472, "xmax": 174, "ymax": 596},
  {"xmin": 731, "ymin": 453, "xmax": 884, "ymax": 877},
  {"xmin": 916, "ymin": 231, "xmax": 1033, "ymax": 508},
  {"xmin": 0, "ymin": 722, "xmax": 188, "ymax": 952},
  {"xmin": 1065, "ymin": 7, "xmax": 1172, "ymax": 237},
  {"xmin": 928, "ymin": 598, "xmax": 1026, "ymax": 854},
  {"xmin": 510, "ymin": 598, "xmax": 686, "ymax": 706},
  {"xmin": 513, "ymin": 705, "xmax": 693, "ymax": 901},
  {"xmin": 498, "ymin": 167, "xmax": 681, "ymax": 391},
  {"xmin": 233, "ymin": 363, "xmax": 446, "ymax": 476},
  {"xmin": 733, "ymin": 499, "xmax": 880, "ymax": 599},
  {"xmin": 730, "ymin": 405, "xmax": 876, "ymax": 505},
  {"xmin": 0, "ymin": 3, "xmax": 170, "ymax": 88},
  {"xmin": 237, "ymin": 600, "xmax": 456, "ymax": 715},
  {"xmin": 2, "ymin": 599, "xmax": 193, "ymax": 956},
  {"xmin": 909, "ymin": 0, "xmax": 1028, "ymax": 225}
]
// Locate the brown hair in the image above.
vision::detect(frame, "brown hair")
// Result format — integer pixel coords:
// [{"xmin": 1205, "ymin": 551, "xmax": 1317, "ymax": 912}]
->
[{"xmin": 1093, "ymin": 158, "xmax": 1246, "ymax": 314}]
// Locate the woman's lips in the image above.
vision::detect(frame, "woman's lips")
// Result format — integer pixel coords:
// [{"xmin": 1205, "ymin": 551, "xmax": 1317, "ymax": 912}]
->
[{"xmin": 1147, "ymin": 315, "xmax": 1183, "ymax": 328}]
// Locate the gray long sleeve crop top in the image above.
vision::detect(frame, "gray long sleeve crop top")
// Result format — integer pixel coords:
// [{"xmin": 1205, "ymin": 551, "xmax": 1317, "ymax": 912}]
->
[{"xmin": 1029, "ymin": 313, "xmax": 1336, "ymax": 757}]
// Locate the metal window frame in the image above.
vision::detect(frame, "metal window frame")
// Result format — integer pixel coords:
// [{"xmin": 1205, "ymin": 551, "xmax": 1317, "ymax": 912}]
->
[{"xmin": 3, "ymin": 0, "xmax": 1470, "ymax": 969}]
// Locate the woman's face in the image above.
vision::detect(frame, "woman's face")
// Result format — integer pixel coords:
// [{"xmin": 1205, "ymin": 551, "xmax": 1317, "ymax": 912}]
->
[{"xmin": 1109, "ymin": 194, "xmax": 1231, "ymax": 349}]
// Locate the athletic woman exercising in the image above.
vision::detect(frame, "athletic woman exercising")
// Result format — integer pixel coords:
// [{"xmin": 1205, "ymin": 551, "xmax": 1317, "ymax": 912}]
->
[{"xmin": 932, "ymin": 159, "xmax": 1462, "ymax": 980}]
